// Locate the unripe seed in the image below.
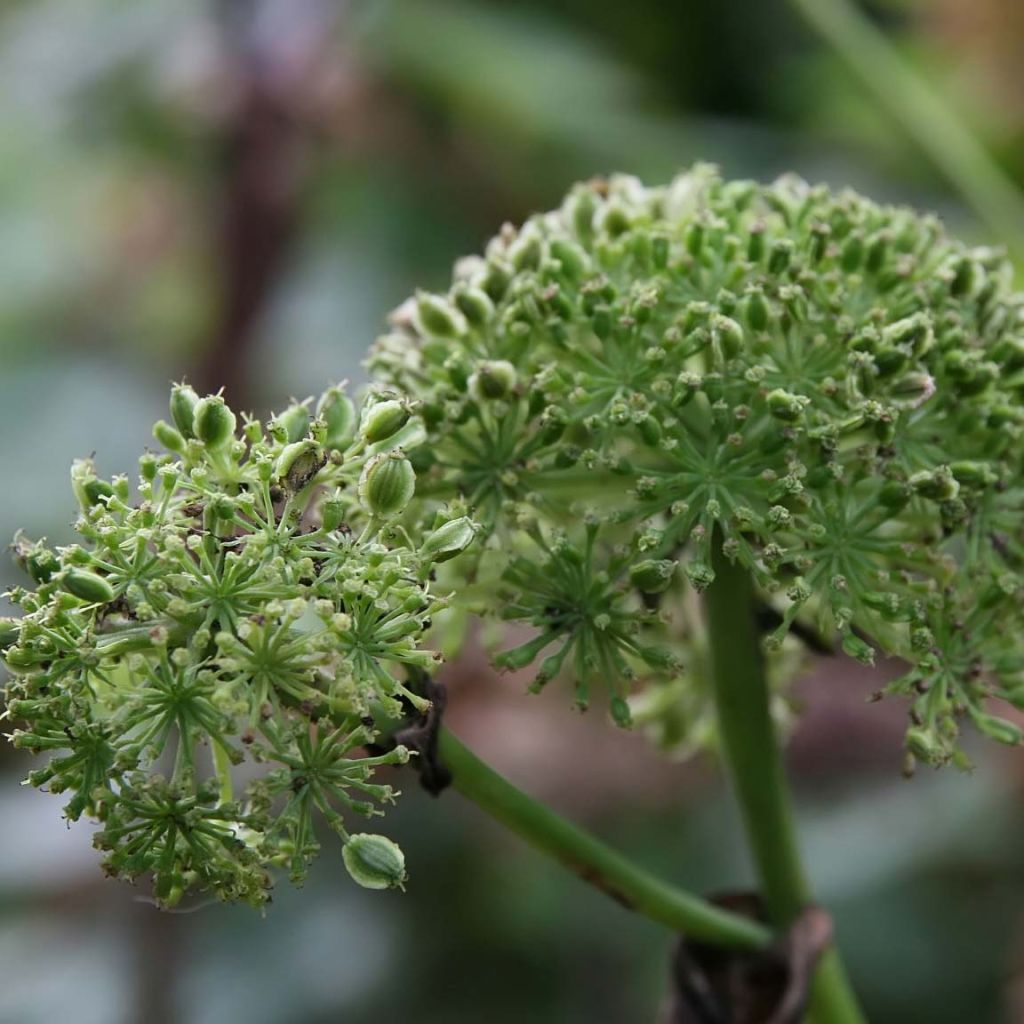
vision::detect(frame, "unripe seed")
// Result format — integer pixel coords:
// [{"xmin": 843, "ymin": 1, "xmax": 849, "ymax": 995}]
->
[
  {"xmin": 192, "ymin": 396, "xmax": 236, "ymax": 450},
  {"xmin": 317, "ymin": 387, "xmax": 357, "ymax": 450},
  {"xmin": 62, "ymin": 569, "xmax": 115, "ymax": 604},
  {"xmin": 415, "ymin": 290, "xmax": 466, "ymax": 338},
  {"xmin": 153, "ymin": 420, "xmax": 186, "ymax": 453},
  {"xmin": 470, "ymin": 360, "xmax": 517, "ymax": 401},
  {"xmin": 629, "ymin": 559, "xmax": 677, "ymax": 594},
  {"xmin": 342, "ymin": 833, "xmax": 407, "ymax": 890},
  {"xmin": 359, "ymin": 451, "xmax": 416, "ymax": 517},
  {"xmin": 360, "ymin": 399, "xmax": 410, "ymax": 444},
  {"xmin": 169, "ymin": 383, "xmax": 199, "ymax": 438},
  {"xmin": 419, "ymin": 517, "xmax": 477, "ymax": 564},
  {"xmin": 766, "ymin": 388, "xmax": 808, "ymax": 422}
]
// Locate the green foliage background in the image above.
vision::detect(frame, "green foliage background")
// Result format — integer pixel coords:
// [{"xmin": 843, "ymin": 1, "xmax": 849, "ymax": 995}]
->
[{"xmin": 2, "ymin": 1, "xmax": 1024, "ymax": 1021}]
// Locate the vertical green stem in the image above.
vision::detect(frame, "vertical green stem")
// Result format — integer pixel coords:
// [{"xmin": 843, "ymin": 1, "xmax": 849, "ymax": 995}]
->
[{"xmin": 706, "ymin": 539, "xmax": 865, "ymax": 1023}]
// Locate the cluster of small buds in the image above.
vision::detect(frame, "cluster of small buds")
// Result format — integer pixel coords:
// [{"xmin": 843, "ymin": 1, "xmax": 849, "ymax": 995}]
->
[
  {"xmin": 1, "ymin": 384, "xmax": 477, "ymax": 906},
  {"xmin": 370, "ymin": 165, "xmax": 1024, "ymax": 767}
]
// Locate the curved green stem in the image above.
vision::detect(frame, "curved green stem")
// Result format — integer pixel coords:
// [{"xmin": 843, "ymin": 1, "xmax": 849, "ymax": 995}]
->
[
  {"xmin": 789, "ymin": 0, "xmax": 1024, "ymax": 254},
  {"xmin": 706, "ymin": 539, "xmax": 865, "ymax": 1023},
  {"xmin": 438, "ymin": 726, "xmax": 771, "ymax": 951}
]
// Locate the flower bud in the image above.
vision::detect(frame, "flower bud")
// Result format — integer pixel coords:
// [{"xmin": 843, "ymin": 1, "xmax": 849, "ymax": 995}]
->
[
  {"xmin": 359, "ymin": 452, "xmax": 416, "ymax": 517},
  {"xmin": 317, "ymin": 387, "xmax": 357, "ymax": 450},
  {"xmin": 415, "ymin": 291, "xmax": 466, "ymax": 338},
  {"xmin": 192, "ymin": 395, "xmax": 236, "ymax": 450},
  {"xmin": 62, "ymin": 569, "xmax": 115, "ymax": 604},
  {"xmin": 419, "ymin": 517, "xmax": 477, "ymax": 564},
  {"xmin": 169, "ymin": 383, "xmax": 199, "ymax": 438},
  {"xmin": 342, "ymin": 833, "xmax": 407, "ymax": 890},
  {"xmin": 629, "ymin": 559, "xmax": 677, "ymax": 594},
  {"xmin": 360, "ymin": 399, "xmax": 410, "ymax": 444},
  {"xmin": 469, "ymin": 360, "xmax": 517, "ymax": 401}
]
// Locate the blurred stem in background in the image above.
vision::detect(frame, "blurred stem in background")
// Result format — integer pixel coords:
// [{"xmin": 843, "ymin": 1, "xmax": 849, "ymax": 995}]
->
[
  {"xmin": 789, "ymin": 0, "xmax": 1024, "ymax": 257},
  {"xmin": 706, "ymin": 539, "xmax": 865, "ymax": 1023}
]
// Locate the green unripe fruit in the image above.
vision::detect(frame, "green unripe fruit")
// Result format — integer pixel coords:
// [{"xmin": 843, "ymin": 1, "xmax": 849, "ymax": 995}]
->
[
  {"xmin": 470, "ymin": 360, "xmax": 517, "ymax": 401},
  {"xmin": 153, "ymin": 420, "xmax": 186, "ymax": 454},
  {"xmin": 272, "ymin": 403, "xmax": 310, "ymax": 444},
  {"xmin": 740, "ymin": 287, "xmax": 769, "ymax": 331},
  {"xmin": 170, "ymin": 383, "xmax": 199, "ymax": 438},
  {"xmin": 416, "ymin": 290, "xmax": 466, "ymax": 338},
  {"xmin": 11, "ymin": 533, "xmax": 59, "ymax": 584},
  {"xmin": 342, "ymin": 833, "xmax": 407, "ymax": 890},
  {"xmin": 317, "ymin": 387, "xmax": 357, "ymax": 450},
  {"xmin": 950, "ymin": 461, "xmax": 997, "ymax": 489},
  {"xmin": 766, "ymin": 388, "xmax": 808, "ymax": 422},
  {"xmin": 909, "ymin": 466, "xmax": 959, "ymax": 502},
  {"xmin": 359, "ymin": 451, "xmax": 416, "ymax": 517},
  {"xmin": 62, "ymin": 569, "xmax": 115, "ymax": 604},
  {"xmin": 609, "ymin": 696, "xmax": 633, "ymax": 728},
  {"xmin": 453, "ymin": 285, "xmax": 495, "ymax": 327},
  {"xmin": 629, "ymin": 559, "xmax": 677, "ymax": 594},
  {"xmin": 905, "ymin": 727, "xmax": 941, "ymax": 765},
  {"xmin": 712, "ymin": 314, "xmax": 744, "ymax": 360},
  {"xmin": 0, "ymin": 618, "xmax": 20, "ymax": 652},
  {"xmin": 192, "ymin": 395, "xmax": 236, "ymax": 450},
  {"xmin": 419, "ymin": 517, "xmax": 477, "ymax": 564},
  {"xmin": 360, "ymin": 399, "xmax": 410, "ymax": 444},
  {"xmin": 686, "ymin": 562, "xmax": 715, "ymax": 592},
  {"xmin": 275, "ymin": 440, "xmax": 325, "ymax": 491}
]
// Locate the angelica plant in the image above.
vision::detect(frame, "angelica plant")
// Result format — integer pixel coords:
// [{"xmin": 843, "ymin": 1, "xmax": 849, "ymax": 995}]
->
[
  {"xmin": 0, "ymin": 383, "xmax": 476, "ymax": 906},
  {"xmin": 5, "ymin": 166, "xmax": 1024, "ymax": 1022}
]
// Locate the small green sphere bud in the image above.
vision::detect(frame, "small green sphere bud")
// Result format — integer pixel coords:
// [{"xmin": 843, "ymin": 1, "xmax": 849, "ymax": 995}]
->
[
  {"xmin": 416, "ymin": 290, "xmax": 466, "ymax": 338},
  {"xmin": 342, "ymin": 833, "xmax": 407, "ymax": 890},
  {"xmin": 170, "ymin": 383, "xmax": 199, "ymax": 438},
  {"xmin": 153, "ymin": 420, "xmax": 186, "ymax": 454},
  {"xmin": 360, "ymin": 399, "xmax": 410, "ymax": 444},
  {"xmin": 766, "ymin": 388, "xmax": 808, "ymax": 422},
  {"xmin": 192, "ymin": 395, "xmax": 236, "ymax": 450},
  {"xmin": 317, "ymin": 387, "xmax": 357, "ymax": 450},
  {"xmin": 359, "ymin": 451, "xmax": 416, "ymax": 517},
  {"xmin": 629, "ymin": 559, "xmax": 677, "ymax": 594},
  {"xmin": 470, "ymin": 360, "xmax": 517, "ymax": 401},
  {"xmin": 62, "ymin": 569, "xmax": 115, "ymax": 604},
  {"xmin": 420, "ymin": 517, "xmax": 478, "ymax": 564}
]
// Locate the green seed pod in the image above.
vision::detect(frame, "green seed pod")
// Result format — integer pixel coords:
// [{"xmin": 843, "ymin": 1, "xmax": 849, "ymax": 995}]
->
[
  {"xmin": 11, "ymin": 532, "xmax": 59, "ymax": 584},
  {"xmin": 969, "ymin": 708, "xmax": 1022, "ymax": 747},
  {"xmin": 686, "ymin": 562, "xmax": 715, "ymax": 592},
  {"xmin": 359, "ymin": 451, "xmax": 416, "ymax": 517},
  {"xmin": 905, "ymin": 727, "xmax": 941, "ymax": 765},
  {"xmin": 766, "ymin": 388, "xmax": 808, "ymax": 422},
  {"xmin": 360, "ymin": 399, "xmax": 410, "ymax": 444},
  {"xmin": 609, "ymin": 695, "xmax": 633, "ymax": 728},
  {"xmin": 419, "ymin": 517, "xmax": 478, "ymax": 564},
  {"xmin": 909, "ymin": 466, "xmax": 960, "ymax": 502},
  {"xmin": 0, "ymin": 618, "xmax": 20, "ymax": 652},
  {"xmin": 453, "ymin": 285, "xmax": 495, "ymax": 327},
  {"xmin": 549, "ymin": 238, "xmax": 590, "ymax": 281},
  {"xmin": 470, "ymin": 360, "xmax": 517, "ymax": 401},
  {"xmin": 153, "ymin": 420, "xmax": 186, "ymax": 454},
  {"xmin": 740, "ymin": 287, "xmax": 770, "ymax": 331},
  {"xmin": 342, "ymin": 833, "xmax": 407, "ymax": 890},
  {"xmin": 950, "ymin": 461, "xmax": 997, "ymax": 489},
  {"xmin": 712, "ymin": 314, "xmax": 744, "ymax": 360},
  {"xmin": 317, "ymin": 387, "xmax": 357, "ymax": 450},
  {"xmin": 629, "ymin": 559, "xmax": 677, "ymax": 594},
  {"xmin": 192, "ymin": 395, "xmax": 236, "ymax": 450},
  {"xmin": 275, "ymin": 440, "xmax": 325, "ymax": 491},
  {"xmin": 841, "ymin": 632, "xmax": 875, "ymax": 666},
  {"xmin": 416, "ymin": 290, "xmax": 466, "ymax": 338},
  {"xmin": 169, "ymin": 383, "xmax": 199, "ymax": 438},
  {"xmin": 272, "ymin": 402, "xmax": 311, "ymax": 444},
  {"xmin": 62, "ymin": 569, "xmax": 115, "ymax": 604},
  {"xmin": 319, "ymin": 496, "xmax": 347, "ymax": 532}
]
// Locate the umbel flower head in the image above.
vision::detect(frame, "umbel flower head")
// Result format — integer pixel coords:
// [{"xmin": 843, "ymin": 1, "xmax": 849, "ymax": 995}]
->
[
  {"xmin": 1, "ymin": 384, "xmax": 476, "ymax": 907},
  {"xmin": 369, "ymin": 165, "xmax": 1024, "ymax": 769}
]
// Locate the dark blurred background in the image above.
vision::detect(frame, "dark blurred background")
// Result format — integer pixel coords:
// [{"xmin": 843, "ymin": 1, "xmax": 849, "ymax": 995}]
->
[{"xmin": 3, "ymin": 1, "xmax": 1024, "ymax": 1021}]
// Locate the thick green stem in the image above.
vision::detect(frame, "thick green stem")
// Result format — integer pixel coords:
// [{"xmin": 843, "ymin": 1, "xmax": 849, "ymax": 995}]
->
[
  {"xmin": 438, "ymin": 727, "xmax": 771, "ymax": 951},
  {"xmin": 706, "ymin": 540, "xmax": 865, "ymax": 1023}
]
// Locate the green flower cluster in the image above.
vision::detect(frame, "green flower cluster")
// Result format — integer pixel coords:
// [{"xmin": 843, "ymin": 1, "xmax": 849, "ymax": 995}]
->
[
  {"xmin": 369, "ymin": 165, "xmax": 1024, "ymax": 768},
  {"xmin": 1, "ymin": 384, "xmax": 476, "ymax": 906}
]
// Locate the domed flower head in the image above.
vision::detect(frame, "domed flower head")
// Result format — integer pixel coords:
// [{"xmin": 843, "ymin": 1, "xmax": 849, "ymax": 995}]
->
[
  {"xmin": 2, "ymin": 385, "xmax": 472, "ymax": 906},
  {"xmin": 369, "ymin": 166, "xmax": 1024, "ymax": 767}
]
